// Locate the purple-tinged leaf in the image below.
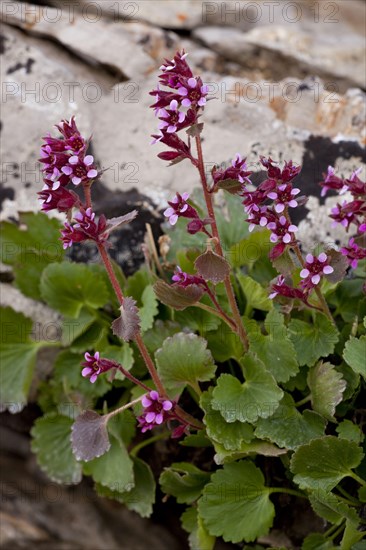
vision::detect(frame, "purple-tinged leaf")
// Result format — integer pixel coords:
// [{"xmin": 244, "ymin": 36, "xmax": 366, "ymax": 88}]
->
[
  {"xmin": 112, "ymin": 297, "xmax": 140, "ymax": 342},
  {"xmin": 194, "ymin": 250, "xmax": 230, "ymax": 284},
  {"xmin": 154, "ymin": 280, "xmax": 204, "ymax": 310},
  {"xmin": 215, "ymin": 178, "xmax": 243, "ymax": 195},
  {"xmin": 105, "ymin": 210, "xmax": 138, "ymax": 234},
  {"xmin": 186, "ymin": 123, "xmax": 204, "ymax": 138},
  {"xmin": 325, "ymin": 249, "xmax": 348, "ymax": 283},
  {"xmin": 71, "ymin": 410, "xmax": 110, "ymax": 462}
]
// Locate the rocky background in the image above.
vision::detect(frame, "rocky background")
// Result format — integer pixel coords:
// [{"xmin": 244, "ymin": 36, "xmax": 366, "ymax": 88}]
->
[{"xmin": 0, "ymin": 1, "xmax": 365, "ymax": 548}]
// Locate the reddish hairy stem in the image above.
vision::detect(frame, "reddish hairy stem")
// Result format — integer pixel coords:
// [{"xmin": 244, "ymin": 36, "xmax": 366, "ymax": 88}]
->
[
  {"xmin": 83, "ymin": 183, "xmax": 92, "ymax": 209},
  {"xmin": 195, "ymin": 135, "xmax": 249, "ymax": 350}
]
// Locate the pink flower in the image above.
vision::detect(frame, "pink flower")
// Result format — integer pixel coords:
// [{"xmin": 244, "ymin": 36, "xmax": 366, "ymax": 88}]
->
[
  {"xmin": 267, "ymin": 183, "xmax": 301, "ymax": 213},
  {"xmin": 164, "ymin": 192, "xmax": 198, "ymax": 225},
  {"xmin": 341, "ymin": 238, "xmax": 366, "ymax": 269},
  {"xmin": 269, "ymin": 275, "xmax": 308, "ymax": 301},
  {"xmin": 81, "ymin": 352, "xmax": 117, "ymax": 383},
  {"xmin": 158, "ymin": 99, "xmax": 186, "ymax": 133},
  {"xmin": 38, "ymin": 182, "xmax": 79, "ymax": 213},
  {"xmin": 172, "ymin": 266, "xmax": 207, "ymax": 288},
  {"xmin": 319, "ymin": 166, "xmax": 346, "ymax": 197},
  {"xmin": 300, "ymin": 252, "xmax": 334, "ymax": 290},
  {"xmin": 260, "ymin": 157, "xmax": 301, "ymax": 183},
  {"xmin": 212, "ymin": 154, "xmax": 252, "ymax": 187},
  {"xmin": 177, "ymin": 77, "xmax": 209, "ymax": 107},
  {"xmin": 138, "ymin": 391, "xmax": 174, "ymax": 433},
  {"xmin": 267, "ymin": 215, "xmax": 298, "ymax": 244},
  {"xmin": 60, "ymin": 208, "xmax": 108, "ymax": 249},
  {"xmin": 61, "ymin": 154, "xmax": 98, "ymax": 186}
]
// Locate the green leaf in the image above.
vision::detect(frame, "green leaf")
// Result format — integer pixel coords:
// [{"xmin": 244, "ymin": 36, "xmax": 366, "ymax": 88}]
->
[
  {"xmin": 41, "ymin": 262, "xmax": 110, "ymax": 318},
  {"xmin": 228, "ymin": 230, "xmax": 271, "ymax": 269},
  {"xmin": 96, "ymin": 457, "xmax": 155, "ymax": 518},
  {"xmin": 52, "ymin": 350, "xmax": 109, "ymax": 400},
  {"xmin": 211, "ymin": 353, "xmax": 283, "ymax": 423},
  {"xmin": 302, "ymin": 534, "xmax": 333, "ymax": 550},
  {"xmin": 139, "ymin": 285, "xmax": 159, "ymax": 332},
  {"xmin": 107, "ymin": 410, "xmax": 136, "ymax": 447},
  {"xmin": 288, "ymin": 313, "xmax": 339, "ymax": 367},
  {"xmin": 340, "ymin": 520, "xmax": 364, "ymax": 550},
  {"xmin": 181, "ymin": 507, "xmax": 216, "ymax": 550},
  {"xmin": 213, "ymin": 439, "xmax": 287, "ymax": 465},
  {"xmin": 0, "ymin": 307, "xmax": 39, "ymax": 410},
  {"xmin": 69, "ymin": 321, "xmax": 109, "ymax": 353},
  {"xmin": 206, "ymin": 322, "xmax": 244, "ymax": 362},
  {"xmin": 0, "ymin": 213, "xmax": 64, "ymax": 300},
  {"xmin": 31, "ymin": 413, "xmax": 82, "ymax": 484},
  {"xmin": 160, "ymin": 463, "xmax": 210, "ymax": 504},
  {"xmin": 83, "ymin": 434, "xmax": 134, "ymax": 492},
  {"xmin": 237, "ymin": 273, "xmax": 273, "ymax": 311},
  {"xmin": 198, "ymin": 460, "xmax": 275, "ymax": 543},
  {"xmin": 254, "ymin": 393, "xmax": 326, "ymax": 450},
  {"xmin": 343, "ymin": 335, "xmax": 366, "ymax": 379},
  {"xmin": 215, "ymin": 193, "xmax": 250, "ymax": 248},
  {"xmin": 309, "ymin": 490, "xmax": 359, "ymax": 525},
  {"xmin": 61, "ymin": 307, "xmax": 97, "ymax": 347},
  {"xmin": 336, "ymin": 420, "xmax": 365, "ymax": 444},
  {"xmin": 201, "ymin": 388, "xmax": 253, "ymax": 451},
  {"xmin": 290, "ymin": 436, "xmax": 364, "ymax": 491},
  {"xmin": 307, "ymin": 361, "xmax": 346, "ymax": 421},
  {"xmin": 245, "ymin": 310, "xmax": 299, "ymax": 383},
  {"xmin": 155, "ymin": 333, "xmax": 216, "ymax": 395}
]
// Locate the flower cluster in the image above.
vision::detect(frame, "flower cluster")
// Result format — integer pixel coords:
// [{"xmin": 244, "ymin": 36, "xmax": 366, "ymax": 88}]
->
[
  {"xmin": 39, "ymin": 117, "xmax": 98, "ymax": 213},
  {"xmin": 320, "ymin": 166, "xmax": 366, "ymax": 234},
  {"xmin": 172, "ymin": 266, "xmax": 208, "ymax": 289},
  {"xmin": 164, "ymin": 192, "xmax": 213, "ymax": 235},
  {"xmin": 81, "ymin": 352, "xmax": 115, "ymax": 383},
  {"xmin": 61, "ymin": 207, "xmax": 108, "ymax": 249},
  {"xmin": 269, "ymin": 275, "xmax": 307, "ymax": 301},
  {"xmin": 341, "ymin": 237, "xmax": 366, "ymax": 269},
  {"xmin": 150, "ymin": 51, "xmax": 208, "ymax": 158},
  {"xmin": 138, "ymin": 391, "xmax": 174, "ymax": 433},
  {"xmin": 299, "ymin": 253, "xmax": 334, "ymax": 291},
  {"xmin": 212, "ymin": 154, "xmax": 252, "ymax": 187},
  {"xmin": 241, "ymin": 157, "xmax": 302, "ymax": 260}
]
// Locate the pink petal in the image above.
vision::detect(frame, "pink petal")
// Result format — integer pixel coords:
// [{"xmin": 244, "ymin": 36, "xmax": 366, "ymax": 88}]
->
[
  {"xmin": 283, "ymin": 233, "xmax": 291, "ymax": 244},
  {"xmin": 69, "ymin": 156, "xmax": 79, "ymax": 165},
  {"xmin": 167, "ymin": 125, "xmax": 177, "ymax": 133},
  {"xmin": 84, "ymin": 155, "xmax": 94, "ymax": 166},
  {"xmin": 182, "ymin": 192, "xmax": 190, "ymax": 201},
  {"xmin": 288, "ymin": 200, "xmax": 298, "ymax": 208},
  {"xmin": 188, "ymin": 77, "xmax": 197, "ymax": 88},
  {"xmin": 150, "ymin": 391, "xmax": 159, "ymax": 400},
  {"xmin": 182, "ymin": 98, "xmax": 191, "ymax": 107},
  {"xmin": 87, "ymin": 169, "xmax": 98, "ymax": 178},
  {"xmin": 289, "ymin": 225, "xmax": 298, "ymax": 232},
  {"xmin": 72, "ymin": 177, "xmax": 81, "ymax": 185},
  {"xmin": 170, "ymin": 99, "xmax": 178, "ymax": 110},
  {"xmin": 267, "ymin": 192, "xmax": 277, "ymax": 200},
  {"xmin": 90, "ymin": 374, "xmax": 98, "ymax": 383},
  {"xmin": 164, "ymin": 207, "xmax": 175, "ymax": 217},
  {"xmin": 311, "ymin": 274, "xmax": 321, "ymax": 285},
  {"xmin": 82, "ymin": 367, "xmax": 93, "ymax": 377},
  {"xmin": 180, "ymin": 204, "xmax": 188, "ymax": 213},
  {"xmin": 269, "ymin": 292, "xmax": 278, "ymax": 299},
  {"xmin": 275, "ymin": 203, "xmax": 285, "ymax": 213},
  {"xmin": 145, "ymin": 412, "xmax": 156, "ymax": 423},
  {"xmin": 155, "ymin": 414, "xmax": 164, "ymax": 424},
  {"xmin": 323, "ymin": 265, "xmax": 334, "ymax": 274},
  {"xmin": 177, "ymin": 87, "xmax": 188, "ymax": 96},
  {"xmin": 291, "ymin": 188, "xmax": 301, "ymax": 195},
  {"xmin": 141, "ymin": 396, "xmax": 152, "ymax": 407},
  {"xmin": 306, "ymin": 254, "xmax": 314, "ymax": 263},
  {"xmin": 300, "ymin": 269, "xmax": 310, "ymax": 278},
  {"xmin": 318, "ymin": 253, "xmax": 327, "ymax": 262},
  {"xmin": 270, "ymin": 234, "xmax": 278, "ymax": 243},
  {"xmin": 163, "ymin": 400, "xmax": 173, "ymax": 411},
  {"xmin": 62, "ymin": 166, "xmax": 73, "ymax": 175}
]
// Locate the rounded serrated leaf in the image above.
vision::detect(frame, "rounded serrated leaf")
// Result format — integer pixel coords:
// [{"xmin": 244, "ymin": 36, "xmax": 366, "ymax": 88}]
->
[
  {"xmin": 194, "ymin": 250, "xmax": 230, "ymax": 284},
  {"xmin": 290, "ymin": 436, "xmax": 364, "ymax": 491},
  {"xmin": 71, "ymin": 410, "xmax": 111, "ymax": 462},
  {"xmin": 198, "ymin": 460, "xmax": 274, "ymax": 543}
]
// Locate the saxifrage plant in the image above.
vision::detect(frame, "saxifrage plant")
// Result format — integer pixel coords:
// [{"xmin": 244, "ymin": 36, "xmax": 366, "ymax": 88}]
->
[{"xmin": 1, "ymin": 50, "xmax": 365, "ymax": 549}]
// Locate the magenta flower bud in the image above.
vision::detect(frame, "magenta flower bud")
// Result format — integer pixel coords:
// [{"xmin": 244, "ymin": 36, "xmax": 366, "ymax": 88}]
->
[{"xmin": 341, "ymin": 237, "xmax": 366, "ymax": 269}]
